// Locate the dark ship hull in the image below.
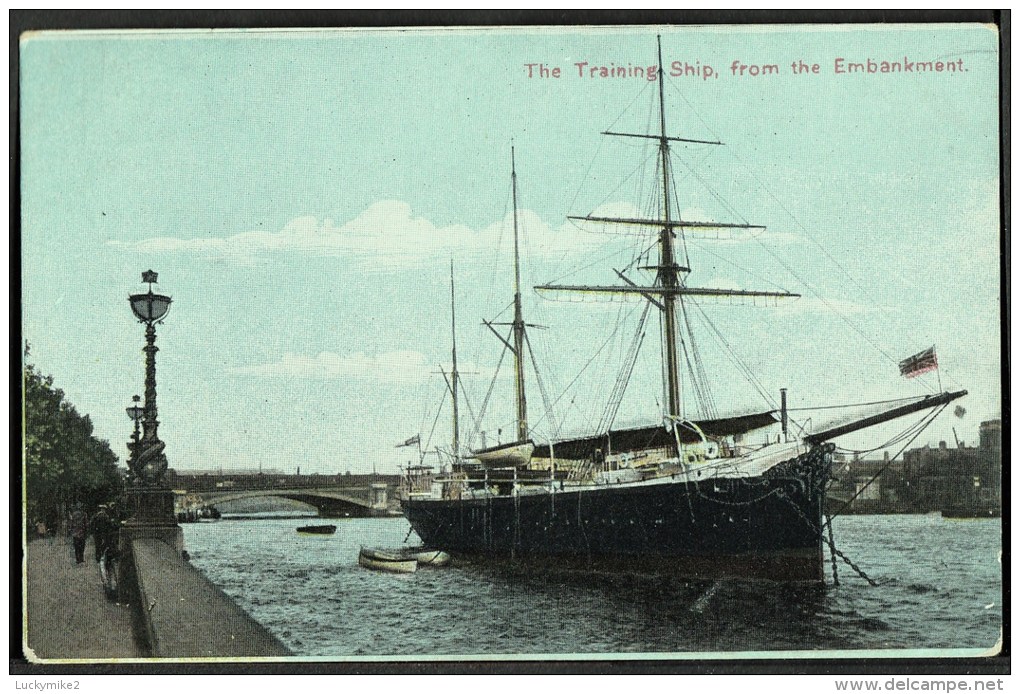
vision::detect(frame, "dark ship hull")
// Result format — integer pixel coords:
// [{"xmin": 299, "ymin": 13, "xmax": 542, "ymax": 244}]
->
[{"xmin": 402, "ymin": 444, "xmax": 833, "ymax": 583}]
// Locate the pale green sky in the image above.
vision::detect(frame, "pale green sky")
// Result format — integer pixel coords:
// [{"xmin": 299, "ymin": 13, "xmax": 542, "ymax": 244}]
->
[{"xmin": 21, "ymin": 24, "xmax": 1001, "ymax": 473}]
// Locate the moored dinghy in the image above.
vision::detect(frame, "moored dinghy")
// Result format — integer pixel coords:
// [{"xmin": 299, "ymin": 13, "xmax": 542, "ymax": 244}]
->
[
  {"xmin": 358, "ymin": 546, "xmax": 418, "ymax": 573},
  {"xmin": 402, "ymin": 546, "xmax": 452, "ymax": 567}
]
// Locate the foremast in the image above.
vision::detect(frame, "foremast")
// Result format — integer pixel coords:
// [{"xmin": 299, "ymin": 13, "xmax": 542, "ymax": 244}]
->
[{"xmin": 537, "ymin": 35, "xmax": 799, "ymax": 423}]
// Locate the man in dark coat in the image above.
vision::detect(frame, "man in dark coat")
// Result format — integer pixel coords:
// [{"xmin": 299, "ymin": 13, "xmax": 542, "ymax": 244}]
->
[
  {"xmin": 90, "ymin": 505, "xmax": 119, "ymax": 563},
  {"xmin": 69, "ymin": 507, "xmax": 87, "ymax": 564}
]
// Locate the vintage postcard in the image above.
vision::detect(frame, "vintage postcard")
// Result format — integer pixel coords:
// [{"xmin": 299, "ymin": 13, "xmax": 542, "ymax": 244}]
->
[{"xmin": 19, "ymin": 22, "xmax": 1003, "ymax": 668}]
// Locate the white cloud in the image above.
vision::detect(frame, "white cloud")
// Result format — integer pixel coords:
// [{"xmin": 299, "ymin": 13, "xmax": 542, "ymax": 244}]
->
[
  {"xmin": 227, "ymin": 349, "xmax": 500, "ymax": 383},
  {"xmin": 109, "ymin": 200, "xmax": 609, "ymax": 268},
  {"xmin": 108, "ymin": 199, "xmax": 802, "ymax": 267},
  {"xmin": 227, "ymin": 350, "xmax": 430, "ymax": 382}
]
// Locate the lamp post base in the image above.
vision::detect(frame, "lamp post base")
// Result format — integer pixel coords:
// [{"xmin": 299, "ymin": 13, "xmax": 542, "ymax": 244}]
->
[{"xmin": 121, "ymin": 487, "xmax": 182, "ymax": 553}]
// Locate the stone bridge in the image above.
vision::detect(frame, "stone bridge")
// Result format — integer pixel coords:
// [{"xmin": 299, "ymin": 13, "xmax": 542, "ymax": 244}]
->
[{"xmin": 184, "ymin": 483, "xmax": 400, "ymax": 518}]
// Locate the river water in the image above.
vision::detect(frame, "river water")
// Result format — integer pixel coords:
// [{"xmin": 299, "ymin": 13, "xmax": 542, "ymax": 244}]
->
[{"xmin": 181, "ymin": 514, "xmax": 1001, "ymax": 658}]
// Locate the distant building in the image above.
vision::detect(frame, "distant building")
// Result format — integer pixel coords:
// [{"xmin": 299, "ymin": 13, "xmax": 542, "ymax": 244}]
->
[
  {"xmin": 900, "ymin": 418, "xmax": 1001, "ymax": 513},
  {"xmin": 829, "ymin": 452, "xmax": 906, "ymax": 513},
  {"xmin": 165, "ymin": 468, "xmax": 401, "ymax": 493},
  {"xmin": 829, "ymin": 418, "xmax": 1001, "ymax": 514}
]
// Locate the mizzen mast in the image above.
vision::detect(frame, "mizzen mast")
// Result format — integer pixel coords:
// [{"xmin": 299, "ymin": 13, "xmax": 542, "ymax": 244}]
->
[
  {"xmin": 511, "ymin": 146, "xmax": 529, "ymax": 442},
  {"xmin": 449, "ymin": 259, "xmax": 461, "ymax": 461}
]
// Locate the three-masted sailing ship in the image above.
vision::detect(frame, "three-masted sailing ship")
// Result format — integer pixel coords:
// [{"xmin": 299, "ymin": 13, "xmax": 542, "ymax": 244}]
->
[{"xmin": 401, "ymin": 37, "xmax": 965, "ymax": 582}]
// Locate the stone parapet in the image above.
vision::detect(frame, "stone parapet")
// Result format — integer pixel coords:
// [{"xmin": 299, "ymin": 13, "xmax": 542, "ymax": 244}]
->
[{"xmin": 126, "ymin": 537, "xmax": 290, "ymax": 658}]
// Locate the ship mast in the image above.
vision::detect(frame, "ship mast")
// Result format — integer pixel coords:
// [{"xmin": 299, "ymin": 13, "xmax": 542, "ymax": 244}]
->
[
  {"xmin": 655, "ymin": 36, "xmax": 683, "ymax": 419},
  {"xmin": 536, "ymin": 35, "xmax": 800, "ymax": 425},
  {"xmin": 450, "ymin": 259, "xmax": 461, "ymax": 461},
  {"xmin": 480, "ymin": 148, "xmax": 536, "ymax": 447},
  {"xmin": 511, "ymin": 146, "xmax": 529, "ymax": 442}
]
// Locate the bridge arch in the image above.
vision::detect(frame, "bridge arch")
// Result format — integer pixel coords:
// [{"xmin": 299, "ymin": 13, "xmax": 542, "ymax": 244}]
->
[{"xmin": 185, "ymin": 486, "xmax": 397, "ymax": 518}]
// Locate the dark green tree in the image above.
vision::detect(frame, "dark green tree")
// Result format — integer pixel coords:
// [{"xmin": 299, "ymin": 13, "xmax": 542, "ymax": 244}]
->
[{"xmin": 24, "ymin": 364, "xmax": 123, "ymax": 530}]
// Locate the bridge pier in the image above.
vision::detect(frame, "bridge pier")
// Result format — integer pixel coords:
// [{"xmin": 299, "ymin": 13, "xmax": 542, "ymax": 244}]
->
[{"xmin": 371, "ymin": 483, "xmax": 389, "ymax": 512}]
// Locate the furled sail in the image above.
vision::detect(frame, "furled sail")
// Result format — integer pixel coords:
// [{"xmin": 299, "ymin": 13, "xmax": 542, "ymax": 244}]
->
[{"xmin": 532, "ymin": 410, "xmax": 779, "ymax": 460}]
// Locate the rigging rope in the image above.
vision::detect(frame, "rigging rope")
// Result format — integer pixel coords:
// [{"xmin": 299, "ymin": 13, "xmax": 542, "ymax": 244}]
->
[
  {"xmin": 458, "ymin": 378, "xmax": 479, "ymax": 448},
  {"xmin": 524, "ymin": 330, "xmax": 560, "ymax": 438},
  {"xmin": 677, "ymin": 298, "xmax": 718, "ymax": 419},
  {"xmin": 528, "ymin": 304, "xmax": 640, "ymax": 431},
  {"xmin": 470, "ymin": 343, "xmax": 508, "ymax": 447},
  {"xmin": 690, "ymin": 300, "xmax": 776, "ymax": 408},
  {"xmin": 422, "ymin": 393, "xmax": 446, "ymax": 465},
  {"xmin": 825, "ymin": 403, "xmax": 948, "ymax": 523},
  {"xmin": 661, "ymin": 76, "xmax": 947, "ymax": 396},
  {"xmin": 598, "ymin": 300, "xmax": 652, "ymax": 433}
]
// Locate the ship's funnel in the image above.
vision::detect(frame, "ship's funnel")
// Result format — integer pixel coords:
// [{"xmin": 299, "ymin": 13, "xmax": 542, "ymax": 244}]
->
[{"xmin": 781, "ymin": 388, "xmax": 788, "ymax": 440}]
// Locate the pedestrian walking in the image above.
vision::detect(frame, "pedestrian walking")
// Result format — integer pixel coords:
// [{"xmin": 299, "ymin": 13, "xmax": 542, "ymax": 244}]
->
[
  {"xmin": 69, "ymin": 507, "xmax": 87, "ymax": 564},
  {"xmin": 90, "ymin": 505, "xmax": 118, "ymax": 563}
]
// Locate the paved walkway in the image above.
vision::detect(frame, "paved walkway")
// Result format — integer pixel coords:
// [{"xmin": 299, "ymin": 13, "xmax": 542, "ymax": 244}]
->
[{"xmin": 24, "ymin": 536, "xmax": 144, "ymax": 661}]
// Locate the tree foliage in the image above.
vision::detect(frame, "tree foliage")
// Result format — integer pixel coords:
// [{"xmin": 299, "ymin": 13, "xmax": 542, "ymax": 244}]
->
[{"xmin": 24, "ymin": 363, "xmax": 123, "ymax": 527}]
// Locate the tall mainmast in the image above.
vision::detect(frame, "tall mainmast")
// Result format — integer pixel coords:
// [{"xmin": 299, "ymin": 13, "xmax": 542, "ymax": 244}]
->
[
  {"xmin": 449, "ymin": 259, "xmax": 461, "ymax": 461},
  {"xmin": 655, "ymin": 35, "xmax": 683, "ymax": 419},
  {"xmin": 511, "ymin": 147, "xmax": 529, "ymax": 442},
  {"xmin": 536, "ymin": 35, "xmax": 800, "ymax": 424}
]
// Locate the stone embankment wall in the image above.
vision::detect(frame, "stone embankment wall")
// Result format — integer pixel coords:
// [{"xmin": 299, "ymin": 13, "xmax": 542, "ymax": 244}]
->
[{"xmin": 126, "ymin": 537, "xmax": 291, "ymax": 658}]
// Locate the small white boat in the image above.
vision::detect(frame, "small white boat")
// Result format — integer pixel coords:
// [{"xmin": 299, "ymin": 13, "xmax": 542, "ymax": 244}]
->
[
  {"xmin": 471, "ymin": 440, "xmax": 535, "ymax": 469},
  {"xmin": 358, "ymin": 547, "xmax": 417, "ymax": 574},
  {"xmin": 404, "ymin": 546, "xmax": 451, "ymax": 567}
]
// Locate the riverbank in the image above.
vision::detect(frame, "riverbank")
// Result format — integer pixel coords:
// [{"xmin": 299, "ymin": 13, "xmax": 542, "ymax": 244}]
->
[{"xmin": 24, "ymin": 536, "xmax": 143, "ymax": 660}]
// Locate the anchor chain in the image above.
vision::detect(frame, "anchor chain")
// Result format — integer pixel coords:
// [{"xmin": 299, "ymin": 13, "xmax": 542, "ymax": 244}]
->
[
  {"xmin": 778, "ymin": 489, "xmax": 881, "ymax": 587},
  {"xmin": 825, "ymin": 538, "xmax": 881, "ymax": 587},
  {"xmin": 825, "ymin": 514, "xmax": 839, "ymax": 586}
]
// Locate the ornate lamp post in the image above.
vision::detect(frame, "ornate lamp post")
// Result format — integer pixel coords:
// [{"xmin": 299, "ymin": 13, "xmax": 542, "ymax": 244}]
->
[
  {"xmin": 123, "ymin": 270, "xmax": 179, "ymax": 532},
  {"xmin": 130, "ymin": 271, "xmax": 172, "ymax": 483}
]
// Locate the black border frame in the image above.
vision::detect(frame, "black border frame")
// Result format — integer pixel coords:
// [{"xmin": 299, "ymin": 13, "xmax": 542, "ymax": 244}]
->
[{"xmin": 9, "ymin": 9, "xmax": 1009, "ymax": 677}]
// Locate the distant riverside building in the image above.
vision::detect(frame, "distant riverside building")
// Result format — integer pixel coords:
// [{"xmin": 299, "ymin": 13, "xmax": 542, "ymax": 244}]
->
[
  {"xmin": 980, "ymin": 419, "xmax": 1002, "ymax": 456},
  {"xmin": 900, "ymin": 418, "xmax": 1001, "ymax": 513},
  {"xmin": 830, "ymin": 418, "xmax": 1001, "ymax": 514},
  {"xmin": 169, "ymin": 468, "xmax": 286, "ymax": 477}
]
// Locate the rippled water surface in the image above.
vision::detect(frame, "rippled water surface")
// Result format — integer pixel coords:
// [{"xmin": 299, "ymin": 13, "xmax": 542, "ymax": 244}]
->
[{"xmin": 182, "ymin": 514, "xmax": 1001, "ymax": 657}]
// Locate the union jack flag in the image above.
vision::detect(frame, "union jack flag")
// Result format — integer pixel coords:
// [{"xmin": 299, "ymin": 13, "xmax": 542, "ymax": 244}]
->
[{"xmin": 899, "ymin": 346, "xmax": 938, "ymax": 378}]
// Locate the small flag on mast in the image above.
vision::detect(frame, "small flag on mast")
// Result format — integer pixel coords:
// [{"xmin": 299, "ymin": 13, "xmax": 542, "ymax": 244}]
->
[
  {"xmin": 899, "ymin": 346, "xmax": 938, "ymax": 378},
  {"xmin": 396, "ymin": 434, "xmax": 421, "ymax": 448}
]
